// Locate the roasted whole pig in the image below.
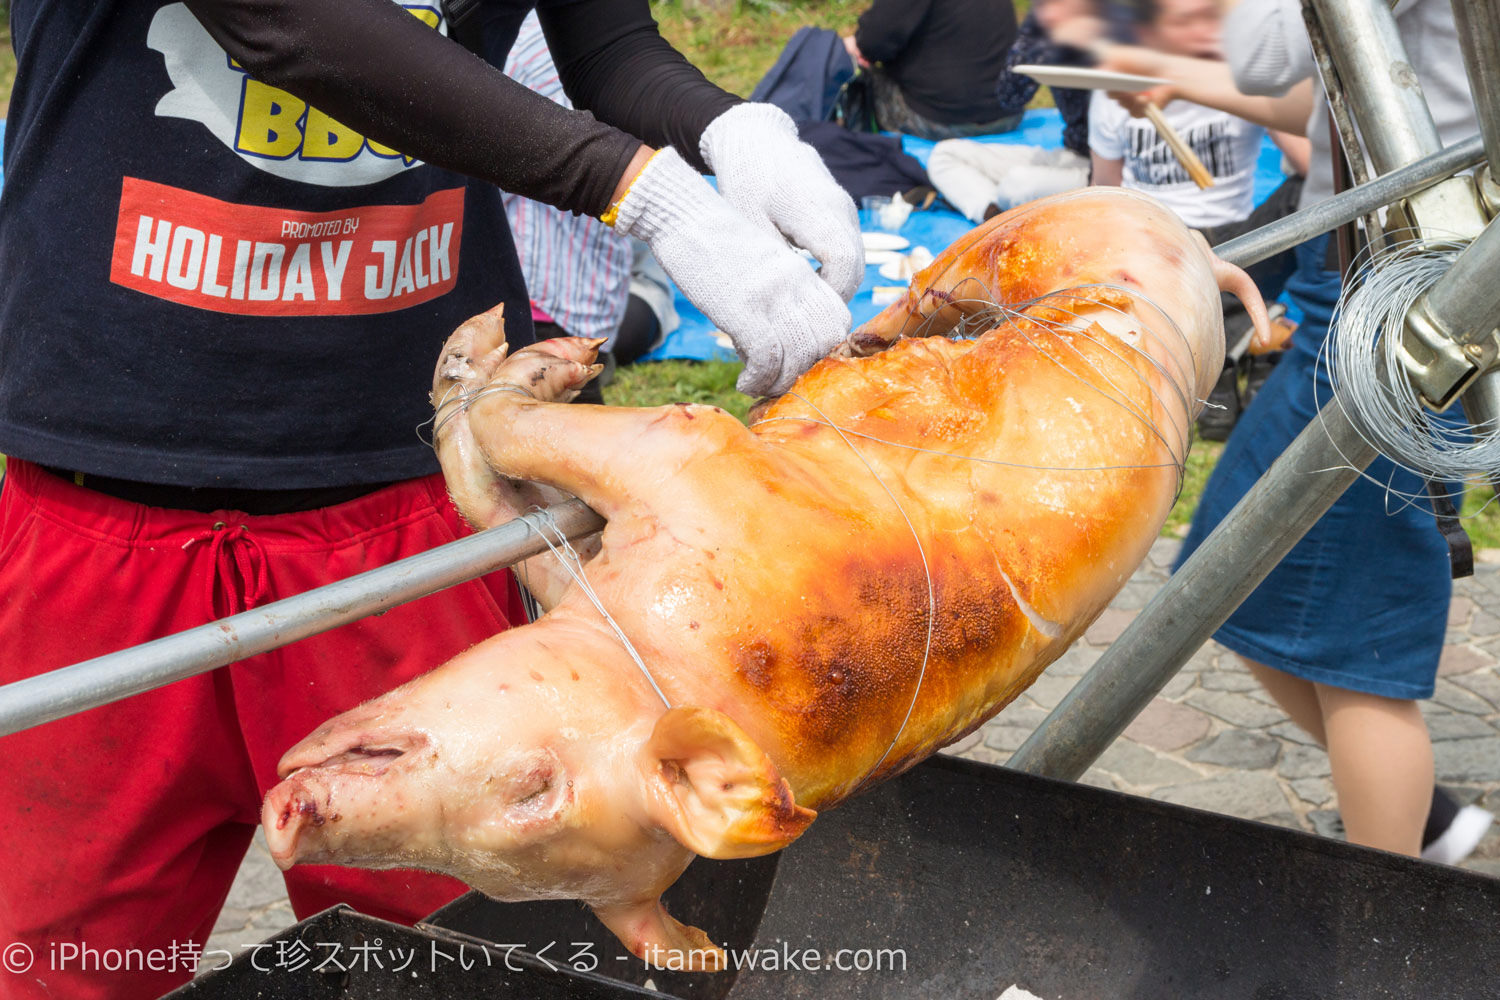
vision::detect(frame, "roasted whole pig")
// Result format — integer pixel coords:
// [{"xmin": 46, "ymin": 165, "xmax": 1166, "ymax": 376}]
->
[{"xmin": 262, "ymin": 188, "xmax": 1265, "ymax": 969}]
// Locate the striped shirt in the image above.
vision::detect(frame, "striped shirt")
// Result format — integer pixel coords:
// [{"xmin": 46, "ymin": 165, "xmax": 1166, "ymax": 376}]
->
[{"xmin": 502, "ymin": 13, "xmax": 633, "ymax": 341}]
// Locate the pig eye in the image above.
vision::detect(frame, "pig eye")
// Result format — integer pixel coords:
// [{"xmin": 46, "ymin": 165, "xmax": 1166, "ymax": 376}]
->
[
  {"xmin": 495, "ymin": 749, "xmax": 569, "ymax": 833},
  {"xmin": 514, "ymin": 775, "xmax": 552, "ymax": 805}
]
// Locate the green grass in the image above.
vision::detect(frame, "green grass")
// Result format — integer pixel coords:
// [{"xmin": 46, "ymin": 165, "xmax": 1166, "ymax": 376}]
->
[
  {"xmin": 1462, "ymin": 483, "xmax": 1500, "ymax": 550},
  {"xmin": 652, "ymin": 0, "xmax": 866, "ymax": 97},
  {"xmin": 1, "ymin": 21, "xmax": 13, "ymax": 117},
  {"xmin": 604, "ymin": 359, "xmax": 753, "ymax": 423}
]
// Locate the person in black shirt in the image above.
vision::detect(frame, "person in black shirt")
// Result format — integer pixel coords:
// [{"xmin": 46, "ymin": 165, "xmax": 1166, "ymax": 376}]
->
[
  {"xmin": 842, "ymin": 0, "xmax": 1025, "ymax": 139},
  {"xmin": 926, "ymin": 5, "xmax": 1095, "ymax": 223}
]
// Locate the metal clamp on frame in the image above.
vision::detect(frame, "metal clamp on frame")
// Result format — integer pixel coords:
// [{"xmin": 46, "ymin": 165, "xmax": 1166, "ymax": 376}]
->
[
  {"xmin": 1479, "ymin": 165, "xmax": 1500, "ymax": 218},
  {"xmin": 1398, "ymin": 288, "xmax": 1498, "ymax": 411},
  {"xmin": 1400, "ymin": 204, "xmax": 1500, "ymax": 411}
]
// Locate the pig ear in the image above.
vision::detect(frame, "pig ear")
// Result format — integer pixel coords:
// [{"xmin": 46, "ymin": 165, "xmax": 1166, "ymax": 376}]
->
[{"xmin": 640, "ymin": 706, "xmax": 816, "ymax": 860}]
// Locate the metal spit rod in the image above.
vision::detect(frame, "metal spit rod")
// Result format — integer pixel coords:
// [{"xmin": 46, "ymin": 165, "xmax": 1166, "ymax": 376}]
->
[
  {"xmin": 1012, "ymin": 0, "xmax": 1500, "ymax": 780},
  {"xmin": 4, "ymin": 11, "xmax": 1498, "ymax": 744},
  {"xmin": 0, "ymin": 499, "xmax": 604, "ymax": 739}
]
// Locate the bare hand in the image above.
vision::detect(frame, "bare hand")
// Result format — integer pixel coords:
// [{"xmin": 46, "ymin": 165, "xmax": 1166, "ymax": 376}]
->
[
  {"xmin": 1095, "ymin": 43, "xmax": 1167, "ymax": 78},
  {"xmin": 841, "ymin": 34, "xmax": 870, "ymax": 69},
  {"xmin": 1107, "ymin": 83, "xmax": 1177, "ymax": 118}
]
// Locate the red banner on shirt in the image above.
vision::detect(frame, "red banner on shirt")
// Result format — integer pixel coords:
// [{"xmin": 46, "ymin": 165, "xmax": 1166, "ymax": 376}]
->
[{"xmin": 109, "ymin": 177, "xmax": 464, "ymax": 316}]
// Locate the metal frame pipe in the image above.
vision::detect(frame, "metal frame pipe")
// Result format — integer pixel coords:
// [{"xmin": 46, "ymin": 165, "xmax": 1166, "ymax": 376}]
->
[
  {"xmin": 1450, "ymin": 0, "xmax": 1500, "ymax": 184},
  {"xmin": 1422, "ymin": 214, "xmax": 1500, "ymax": 346},
  {"xmin": 1302, "ymin": 0, "xmax": 1387, "ymax": 250},
  {"xmin": 1212, "ymin": 134, "xmax": 1484, "ymax": 270},
  {"xmin": 0, "ymin": 499, "xmax": 604, "ymax": 738},
  {"xmin": 1309, "ymin": 0, "xmax": 1442, "ymax": 172}
]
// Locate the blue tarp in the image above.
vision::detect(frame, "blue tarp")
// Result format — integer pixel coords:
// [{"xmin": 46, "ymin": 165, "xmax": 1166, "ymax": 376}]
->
[{"xmin": 643, "ymin": 107, "xmax": 1290, "ymax": 363}]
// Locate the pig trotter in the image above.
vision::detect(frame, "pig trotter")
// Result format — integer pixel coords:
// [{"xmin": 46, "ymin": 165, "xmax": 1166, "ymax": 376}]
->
[
  {"xmin": 428, "ymin": 305, "xmax": 605, "ymax": 605},
  {"xmin": 594, "ymin": 897, "xmax": 727, "ymax": 972}
]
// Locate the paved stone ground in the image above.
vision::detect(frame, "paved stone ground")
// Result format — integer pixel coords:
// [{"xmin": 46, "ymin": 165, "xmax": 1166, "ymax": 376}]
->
[{"xmin": 206, "ymin": 537, "xmax": 1500, "ymax": 964}]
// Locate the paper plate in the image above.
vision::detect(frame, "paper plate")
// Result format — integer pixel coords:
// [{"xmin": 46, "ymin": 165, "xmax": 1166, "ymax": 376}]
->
[
  {"xmin": 864, "ymin": 249, "xmax": 906, "ymax": 267},
  {"xmin": 1011, "ymin": 64, "xmax": 1169, "ymax": 93},
  {"xmin": 862, "ymin": 232, "xmax": 910, "ymax": 252},
  {"xmin": 877, "ymin": 246, "xmax": 934, "ymax": 281}
]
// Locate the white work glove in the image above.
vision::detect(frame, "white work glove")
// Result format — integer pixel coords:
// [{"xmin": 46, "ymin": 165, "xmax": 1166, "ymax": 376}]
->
[
  {"xmin": 613, "ymin": 147, "xmax": 851, "ymax": 397},
  {"xmin": 699, "ymin": 102, "xmax": 865, "ymax": 302}
]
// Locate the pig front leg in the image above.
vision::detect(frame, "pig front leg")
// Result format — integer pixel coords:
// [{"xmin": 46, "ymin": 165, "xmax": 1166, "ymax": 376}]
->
[{"xmin": 431, "ymin": 305, "xmax": 605, "ymax": 609}]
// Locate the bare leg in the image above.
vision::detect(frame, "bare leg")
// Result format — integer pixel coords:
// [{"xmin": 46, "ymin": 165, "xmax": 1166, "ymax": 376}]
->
[
  {"xmin": 1316, "ymin": 683, "xmax": 1433, "ymax": 856},
  {"xmin": 1243, "ymin": 657, "xmax": 1431, "ymax": 854},
  {"xmin": 1242, "ymin": 657, "xmax": 1325, "ymax": 744}
]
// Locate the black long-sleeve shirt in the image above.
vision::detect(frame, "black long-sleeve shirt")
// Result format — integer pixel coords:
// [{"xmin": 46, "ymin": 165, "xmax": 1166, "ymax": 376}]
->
[
  {"xmin": 854, "ymin": 0, "xmax": 1018, "ymax": 125},
  {"xmin": 186, "ymin": 0, "xmax": 740, "ymax": 218}
]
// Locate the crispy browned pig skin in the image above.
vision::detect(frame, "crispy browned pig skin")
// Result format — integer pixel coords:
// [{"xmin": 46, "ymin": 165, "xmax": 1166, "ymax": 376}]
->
[{"xmin": 261, "ymin": 188, "xmax": 1261, "ymax": 971}]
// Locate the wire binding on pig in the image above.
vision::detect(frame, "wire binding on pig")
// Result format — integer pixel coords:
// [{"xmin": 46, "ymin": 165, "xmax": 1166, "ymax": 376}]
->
[
  {"xmin": 527, "ymin": 506, "xmax": 673, "ymax": 709},
  {"xmin": 422, "ymin": 382, "xmax": 539, "ymax": 447},
  {"xmin": 764, "ymin": 282, "xmax": 1198, "ymax": 499}
]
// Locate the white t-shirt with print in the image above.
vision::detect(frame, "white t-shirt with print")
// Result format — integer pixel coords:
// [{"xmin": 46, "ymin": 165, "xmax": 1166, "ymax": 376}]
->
[{"xmin": 1087, "ymin": 91, "xmax": 1266, "ymax": 229}]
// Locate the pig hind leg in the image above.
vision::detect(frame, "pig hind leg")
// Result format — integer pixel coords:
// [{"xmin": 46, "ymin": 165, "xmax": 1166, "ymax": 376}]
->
[
  {"xmin": 463, "ymin": 372, "xmax": 756, "ymax": 523},
  {"xmin": 431, "ymin": 308, "xmax": 606, "ymax": 607}
]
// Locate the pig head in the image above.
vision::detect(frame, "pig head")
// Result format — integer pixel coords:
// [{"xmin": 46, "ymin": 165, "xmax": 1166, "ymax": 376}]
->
[{"xmin": 264, "ymin": 605, "xmax": 813, "ymax": 967}]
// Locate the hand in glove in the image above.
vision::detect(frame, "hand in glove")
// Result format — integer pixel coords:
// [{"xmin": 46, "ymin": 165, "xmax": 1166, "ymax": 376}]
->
[
  {"xmin": 699, "ymin": 103, "xmax": 865, "ymax": 302},
  {"xmin": 612, "ymin": 147, "xmax": 851, "ymax": 398}
]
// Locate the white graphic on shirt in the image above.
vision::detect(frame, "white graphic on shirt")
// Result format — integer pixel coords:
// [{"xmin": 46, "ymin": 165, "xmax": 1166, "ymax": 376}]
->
[{"xmin": 148, "ymin": 2, "xmax": 442, "ymax": 187}]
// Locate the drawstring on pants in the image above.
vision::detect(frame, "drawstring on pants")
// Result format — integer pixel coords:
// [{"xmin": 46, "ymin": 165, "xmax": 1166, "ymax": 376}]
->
[{"xmin": 182, "ymin": 521, "xmax": 269, "ymax": 617}]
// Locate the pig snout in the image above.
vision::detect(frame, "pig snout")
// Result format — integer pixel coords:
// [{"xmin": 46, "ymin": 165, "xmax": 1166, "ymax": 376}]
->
[
  {"xmin": 262, "ymin": 778, "xmax": 329, "ymax": 869},
  {"xmin": 262, "ymin": 724, "xmax": 432, "ymax": 869}
]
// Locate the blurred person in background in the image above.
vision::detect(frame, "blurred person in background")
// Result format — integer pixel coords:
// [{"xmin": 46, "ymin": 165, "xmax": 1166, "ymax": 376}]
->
[
  {"xmin": 1088, "ymin": 0, "xmax": 1270, "ymax": 227},
  {"xmin": 842, "ymin": 0, "xmax": 1026, "ymax": 139},
  {"xmin": 1090, "ymin": 0, "xmax": 1306, "ymax": 439},
  {"xmin": 1098, "ymin": 0, "xmax": 1494, "ymax": 862},
  {"xmin": 926, "ymin": 0, "xmax": 1097, "ymax": 223}
]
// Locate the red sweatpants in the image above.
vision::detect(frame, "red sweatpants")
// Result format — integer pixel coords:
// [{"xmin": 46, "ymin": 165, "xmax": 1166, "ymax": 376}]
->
[{"xmin": 0, "ymin": 460, "xmax": 527, "ymax": 999}]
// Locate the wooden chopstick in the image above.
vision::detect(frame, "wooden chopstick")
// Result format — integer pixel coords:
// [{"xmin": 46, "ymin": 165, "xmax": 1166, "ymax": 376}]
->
[{"xmin": 1142, "ymin": 101, "xmax": 1214, "ymax": 190}]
